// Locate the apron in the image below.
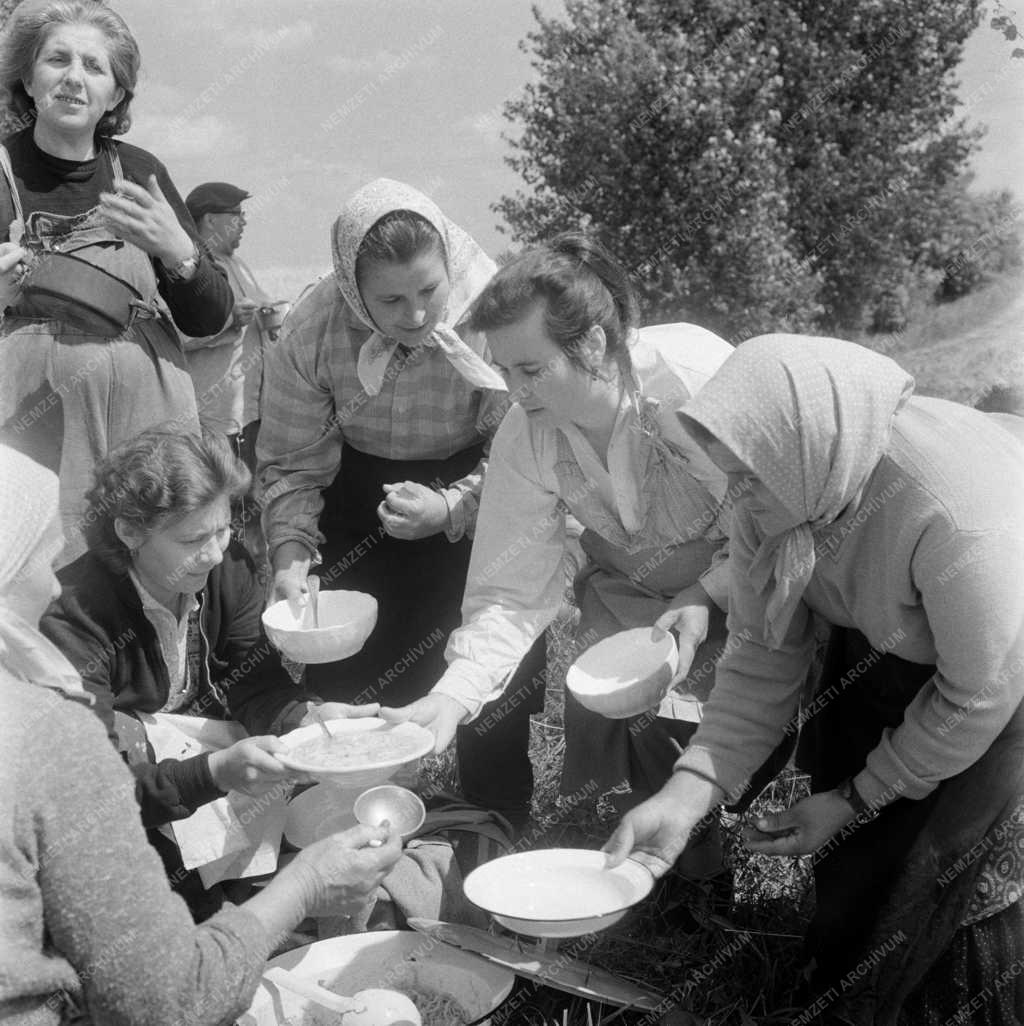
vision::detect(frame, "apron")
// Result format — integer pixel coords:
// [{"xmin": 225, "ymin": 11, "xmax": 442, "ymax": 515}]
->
[
  {"xmin": 0, "ymin": 144, "xmax": 198, "ymax": 566},
  {"xmin": 555, "ymin": 383, "xmax": 731, "ymax": 803},
  {"xmin": 307, "ymin": 439, "xmax": 488, "ymax": 706}
]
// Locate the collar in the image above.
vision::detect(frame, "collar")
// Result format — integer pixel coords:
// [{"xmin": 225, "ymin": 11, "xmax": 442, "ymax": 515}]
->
[{"xmin": 128, "ymin": 568, "xmax": 200, "ymax": 623}]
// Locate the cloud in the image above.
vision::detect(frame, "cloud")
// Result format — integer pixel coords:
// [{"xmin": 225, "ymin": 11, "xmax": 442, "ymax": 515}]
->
[
  {"xmin": 455, "ymin": 111, "xmax": 507, "ymax": 148},
  {"xmin": 257, "ymin": 263, "xmax": 332, "ymax": 302},
  {"xmin": 129, "ymin": 114, "xmax": 247, "ymax": 162},
  {"xmin": 233, "ymin": 20, "xmax": 317, "ymax": 52},
  {"xmin": 327, "ymin": 48, "xmax": 440, "ymax": 76}
]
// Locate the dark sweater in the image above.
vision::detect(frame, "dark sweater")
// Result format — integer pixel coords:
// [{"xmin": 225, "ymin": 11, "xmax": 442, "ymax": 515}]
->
[
  {"xmin": 0, "ymin": 127, "xmax": 231, "ymax": 336},
  {"xmin": 39, "ymin": 541, "xmax": 317, "ymax": 828},
  {"xmin": 1, "ymin": 676, "xmax": 270, "ymax": 1026}
]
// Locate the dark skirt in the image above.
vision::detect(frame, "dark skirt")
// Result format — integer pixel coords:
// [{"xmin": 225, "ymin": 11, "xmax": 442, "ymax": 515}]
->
[
  {"xmin": 795, "ymin": 628, "xmax": 1024, "ymax": 1026},
  {"xmin": 307, "ymin": 441, "xmax": 545, "ymax": 819}
]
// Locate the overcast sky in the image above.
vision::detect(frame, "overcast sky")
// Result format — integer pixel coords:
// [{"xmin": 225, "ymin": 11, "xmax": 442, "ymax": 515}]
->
[{"xmin": 114, "ymin": 0, "xmax": 1023, "ymax": 301}]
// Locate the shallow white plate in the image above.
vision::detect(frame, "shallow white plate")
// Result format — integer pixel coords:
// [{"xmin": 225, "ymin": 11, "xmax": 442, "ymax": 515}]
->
[
  {"xmin": 463, "ymin": 848, "xmax": 654, "ymax": 938},
  {"xmin": 277, "ymin": 718, "xmax": 433, "ymax": 787}
]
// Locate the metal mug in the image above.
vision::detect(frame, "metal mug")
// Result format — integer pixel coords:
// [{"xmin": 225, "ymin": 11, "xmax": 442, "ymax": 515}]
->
[{"xmin": 257, "ymin": 300, "xmax": 290, "ymax": 339}]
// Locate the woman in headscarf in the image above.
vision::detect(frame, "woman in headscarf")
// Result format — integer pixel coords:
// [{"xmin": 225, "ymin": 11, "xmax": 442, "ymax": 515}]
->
[
  {"xmin": 0, "ymin": 440, "xmax": 401, "ymax": 1026},
  {"xmin": 388, "ymin": 236, "xmax": 773, "ymax": 875},
  {"xmin": 258, "ymin": 178, "xmax": 544, "ymax": 827},
  {"xmin": 0, "ymin": 1, "xmax": 233, "ymax": 565},
  {"xmin": 605, "ymin": 335, "xmax": 1024, "ymax": 1024}
]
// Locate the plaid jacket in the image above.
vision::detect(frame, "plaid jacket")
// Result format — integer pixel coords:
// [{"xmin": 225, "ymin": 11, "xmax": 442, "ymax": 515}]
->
[{"xmin": 257, "ymin": 275, "xmax": 509, "ymax": 559}]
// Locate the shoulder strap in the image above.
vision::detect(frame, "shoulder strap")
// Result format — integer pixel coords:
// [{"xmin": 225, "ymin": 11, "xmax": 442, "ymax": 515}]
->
[
  {"xmin": 103, "ymin": 141, "xmax": 125, "ymax": 184},
  {"xmin": 0, "ymin": 143, "xmax": 25, "ymax": 228}
]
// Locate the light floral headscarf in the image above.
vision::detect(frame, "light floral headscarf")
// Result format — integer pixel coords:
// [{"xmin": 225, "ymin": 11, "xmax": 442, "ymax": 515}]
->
[
  {"xmin": 331, "ymin": 178, "xmax": 506, "ymax": 396},
  {"xmin": 681, "ymin": 334, "xmax": 914, "ymax": 648},
  {"xmin": 0, "ymin": 443, "xmax": 86, "ymax": 699}
]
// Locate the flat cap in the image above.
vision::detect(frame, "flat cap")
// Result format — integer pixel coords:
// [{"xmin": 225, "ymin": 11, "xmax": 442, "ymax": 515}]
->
[{"xmin": 185, "ymin": 182, "xmax": 251, "ymax": 221}]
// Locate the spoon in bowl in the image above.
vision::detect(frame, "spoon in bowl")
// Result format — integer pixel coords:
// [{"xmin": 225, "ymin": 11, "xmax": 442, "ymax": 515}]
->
[
  {"xmin": 305, "ymin": 574, "xmax": 320, "ymax": 629},
  {"xmin": 263, "ymin": 967, "xmax": 421, "ymax": 1025}
]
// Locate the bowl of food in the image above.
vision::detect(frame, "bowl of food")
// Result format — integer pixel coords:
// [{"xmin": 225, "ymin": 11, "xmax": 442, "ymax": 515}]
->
[
  {"xmin": 463, "ymin": 848, "xmax": 655, "ymax": 938},
  {"xmin": 277, "ymin": 718, "xmax": 433, "ymax": 789},
  {"xmin": 239, "ymin": 930, "xmax": 514, "ymax": 1026},
  {"xmin": 565, "ymin": 627, "xmax": 679, "ymax": 719},
  {"xmin": 262, "ymin": 589, "xmax": 377, "ymax": 664}
]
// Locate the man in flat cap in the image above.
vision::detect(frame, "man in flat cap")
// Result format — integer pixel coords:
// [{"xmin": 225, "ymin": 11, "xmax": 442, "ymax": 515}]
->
[{"xmin": 182, "ymin": 182, "xmax": 277, "ymax": 559}]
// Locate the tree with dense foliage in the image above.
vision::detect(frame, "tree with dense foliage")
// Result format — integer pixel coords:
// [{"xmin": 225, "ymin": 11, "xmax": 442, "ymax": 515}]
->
[{"xmin": 496, "ymin": 0, "xmax": 1013, "ymax": 336}]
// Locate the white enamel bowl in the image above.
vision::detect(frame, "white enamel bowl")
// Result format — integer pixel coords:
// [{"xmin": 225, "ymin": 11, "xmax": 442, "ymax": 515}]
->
[
  {"xmin": 262, "ymin": 589, "xmax": 377, "ymax": 664},
  {"xmin": 463, "ymin": 848, "xmax": 655, "ymax": 938},
  {"xmin": 277, "ymin": 718, "xmax": 433, "ymax": 789},
  {"xmin": 239, "ymin": 931, "xmax": 514, "ymax": 1026},
  {"xmin": 565, "ymin": 627, "xmax": 679, "ymax": 719}
]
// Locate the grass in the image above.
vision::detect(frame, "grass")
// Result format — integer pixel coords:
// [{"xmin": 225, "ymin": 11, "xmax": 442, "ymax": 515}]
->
[{"xmin": 851, "ymin": 267, "xmax": 1024, "ymax": 405}]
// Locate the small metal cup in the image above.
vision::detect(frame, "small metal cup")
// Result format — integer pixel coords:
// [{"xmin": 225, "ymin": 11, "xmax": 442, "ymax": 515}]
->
[
  {"xmin": 353, "ymin": 784, "xmax": 426, "ymax": 840},
  {"xmin": 257, "ymin": 300, "xmax": 290, "ymax": 338}
]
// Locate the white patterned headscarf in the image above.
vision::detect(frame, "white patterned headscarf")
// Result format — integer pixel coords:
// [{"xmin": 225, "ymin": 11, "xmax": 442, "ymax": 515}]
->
[
  {"xmin": 331, "ymin": 178, "xmax": 506, "ymax": 396},
  {"xmin": 681, "ymin": 334, "xmax": 914, "ymax": 648},
  {"xmin": 0, "ymin": 443, "xmax": 86, "ymax": 698}
]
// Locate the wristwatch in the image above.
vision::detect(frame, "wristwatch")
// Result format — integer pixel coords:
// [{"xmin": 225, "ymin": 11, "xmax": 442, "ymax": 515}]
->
[
  {"xmin": 163, "ymin": 244, "xmax": 200, "ymax": 282},
  {"xmin": 836, "ymin": 776, "xmax": 872, "ymax": 817}
]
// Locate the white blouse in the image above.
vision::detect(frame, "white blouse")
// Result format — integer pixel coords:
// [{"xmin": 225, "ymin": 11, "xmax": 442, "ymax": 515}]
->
[{"xmin": 433, "ymin": 322, "xmax": 735, "ymax": 717}]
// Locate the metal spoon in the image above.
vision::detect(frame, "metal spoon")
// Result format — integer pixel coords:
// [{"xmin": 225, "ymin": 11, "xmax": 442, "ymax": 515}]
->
[
  {"xmin": 306, "ymin": 574, "xmax": 320, "ymax": 629},
  {"xmin": 312, "ymin": 707, "xmax": 333, "ymax": 739}
]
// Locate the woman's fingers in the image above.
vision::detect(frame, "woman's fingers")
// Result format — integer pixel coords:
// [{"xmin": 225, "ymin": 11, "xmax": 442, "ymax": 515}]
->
[
  {"xmin": 329, "ymin": 822, "xmax": 390, "ymax": 849},
  {"xmin": 601, "ymin": 821, "xmax": 635, "ymax": 867},
  {"xmin": 144, "ymin": 173, "xmax": 168, "ymax": 203},
  {"xmin": 742, "ymin": 811, "xmax": 801, "ymax": 852},
  {"xmin": 0, "ymin": 242, "xmax": 27, "ymax": 271},
  {"xmin": 743, "ymin": 827, "xmax": 802, "ymax": 854},
  {"xmin": 99, "ymin": 191, "xmax": 147, "ymax": 219},
  {"xmin": 250, "ymin": 735, "xmax": 287, "ymax": 756},
  {"xmin": 653, "ymin": 607, "xmax": 680, "ymax": 633},
  {"xmin": 380, "ymin": 696, "xmax": 462, "ymax": 753},
  {"xmin": 315, "ymin": 701, "xmax": 381, "ymax": 720},
  {"xmin": 377, "ymin": 500, "xmax": 416, "ymax": 538},
  {"xmin": 378, "ymin": 704, "xmax": 411, "ymax": 723},
  {"xmin": 112, "ymin": 178, "xmax": 157, "ymax": 206}
]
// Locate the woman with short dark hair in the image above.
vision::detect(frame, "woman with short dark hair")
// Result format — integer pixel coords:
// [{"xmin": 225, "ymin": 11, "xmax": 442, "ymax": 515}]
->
[
  {"xmin": 40, "ymin": 427, "xmax": 375, "ymax": 910},
  {"xmin": 1, "ymin": 440, "xmax": 401, "ymax": 1026},
  {"xmin": 390, "ymin": 234, "xmax": 742, "ymax": 850}
]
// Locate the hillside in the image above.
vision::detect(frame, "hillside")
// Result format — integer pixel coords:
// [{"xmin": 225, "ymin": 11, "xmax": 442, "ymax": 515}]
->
[{"xmin": 859, "ymin": 271, "xmax": 1024, "ymax": 405}]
